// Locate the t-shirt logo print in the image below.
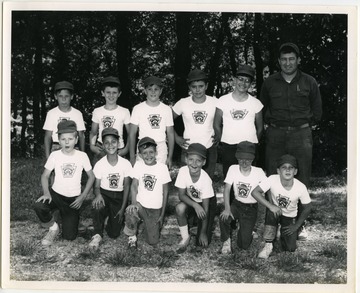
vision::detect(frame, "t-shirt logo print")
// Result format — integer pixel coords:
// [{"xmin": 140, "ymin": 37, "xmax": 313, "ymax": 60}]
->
[
  {"xmin": 230, "ymin": 109, "xmax": 248, "ymax": 120},
  {"xmin": 143, "ymin": 174, "xmax": 157, "ymax": 191},
  {"xmin": 188, "ymin": 185, "xmax": 200, "ymax": 199},
  {"xmin": 61, "ymin": 163, "xmax": 77, "ymax": 178},
  {"xmin": 192, "ymin": 111, "xmax": 208, "ymax": 124},
  {"xmin": 107, "ymin": 173, "xmax": 120, "ymax": 189},
  {"xmin": 148, "ymin": 114, "xmax": 162, "ymax": 129},
  {"xmin": 102, "ymin": 116, "xmax": 115, "ymax": 128},
  {"xmin": 58, "ymin": 117, "xmax": 70, "ymax": 123},
  {"xmin": 236, "ymin": 182, "xmax": 250, "ymax": 198},
  {"xmin": 276, "ymin": 194, "xmax": 291, "ymax": 208}
]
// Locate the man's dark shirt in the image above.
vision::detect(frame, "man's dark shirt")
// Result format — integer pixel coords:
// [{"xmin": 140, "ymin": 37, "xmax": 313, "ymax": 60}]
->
[{"xmin": 259, "ymin": 70, "xmax": 322, "ymax": 127}]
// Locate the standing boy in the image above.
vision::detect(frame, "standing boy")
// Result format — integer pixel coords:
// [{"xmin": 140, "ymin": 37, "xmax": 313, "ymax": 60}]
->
[
  {"xmin": 89, "ymin": 76, "xmax": 131, "ymax": 164},
  {"xmin": 129, "ymin": 76, "xmax": 174, "ymax": 169},
  {"xmin": 219, "ymin": 141, "xmax": 266, "ymax": 254},
  {"xmin": 34, "ymin": 120, "xmax": 95, "ymax": 245},
  {"xmin": 124, "ymin": 137, "xmax": 171, "ymax": 248},
  {"xmin": 251, "ymin": 154, "xmax": 312, "ymax": 259},
  {"xmin": 89, "ymin": 127, "xmax": 132, "ymax": 250},
  {"xmin": 172, "ymin": 69, "xmax": 218, "ymax": 179},
  {"xmin": 174, "ymin": 143, "xmax": 215, "ymax": 253},
  {"xmin": 43, "ymin": 81, "xmax": 86, "ymax": 159}
]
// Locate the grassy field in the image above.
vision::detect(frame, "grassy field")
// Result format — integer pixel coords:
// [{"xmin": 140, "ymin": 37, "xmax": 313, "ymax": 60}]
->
[{"xmin": 8, "ymin": 157, "xmax": 348, "ymax": 285}]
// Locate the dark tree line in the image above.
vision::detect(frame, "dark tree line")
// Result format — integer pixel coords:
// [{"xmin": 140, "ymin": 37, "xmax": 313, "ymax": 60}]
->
[{"xmin": 10, "ymin": 11, "xmax": 347, "ymax": 175}]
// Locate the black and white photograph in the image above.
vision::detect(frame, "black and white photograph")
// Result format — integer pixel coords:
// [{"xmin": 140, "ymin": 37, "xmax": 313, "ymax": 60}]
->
[{"xmin": 1, "ymin": 1, "xmax": 358, "ymax": 292}]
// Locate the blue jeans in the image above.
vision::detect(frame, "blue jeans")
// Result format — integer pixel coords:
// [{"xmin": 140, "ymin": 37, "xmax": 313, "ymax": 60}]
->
[{"xmin": 265, "ymin": 125, "xmax": 313, "ymax": 187}]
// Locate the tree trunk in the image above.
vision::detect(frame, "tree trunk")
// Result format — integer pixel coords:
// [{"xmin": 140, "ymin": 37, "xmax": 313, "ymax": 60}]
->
[
  {"xmin": 174, "ymin": 12, "xmax": 192, "ymax": 101},
  {"xmin": 253, "ymin": 13, "xmax": 264, "ymax": 95},
  {"xmin": 53, "ymin": 15, "xmax": 67, "ymax": 80},
  {"xmin": 224, "ymin": 13, "xmax": 237, "ymax": 76}
]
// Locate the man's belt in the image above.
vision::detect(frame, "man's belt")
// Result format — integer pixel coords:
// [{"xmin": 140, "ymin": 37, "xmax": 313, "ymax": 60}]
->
[{"xmin": 270, "ymin": 123, "xmax": 310, "ymax": 131}]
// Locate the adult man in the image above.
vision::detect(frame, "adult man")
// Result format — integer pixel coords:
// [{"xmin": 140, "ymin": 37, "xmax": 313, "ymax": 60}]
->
[{"xmin": 259, "ymin": 42, "xmax": 322, "ymax": 239}]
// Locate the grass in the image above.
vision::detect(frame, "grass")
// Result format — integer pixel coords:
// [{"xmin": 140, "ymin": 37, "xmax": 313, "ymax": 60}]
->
[{"xmin": 9, "ymin": 157, "xmax": 349, "ymax": 284}]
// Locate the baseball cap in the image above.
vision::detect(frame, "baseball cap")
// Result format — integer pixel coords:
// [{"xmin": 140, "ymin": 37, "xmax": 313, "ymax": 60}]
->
[
  {"xmin": 276, "ymin": 154, "xmax": 298, "ymax": 168},
  {"xmin": 187, "ymin": 69, "xmax": 207, "ymax": 83},
  {"xmin": 279, "ymin": 42, "xmax": 300, "ymax": 56},
  {"xmin": 101, "ymin": 127, "xmax": 120, "ymax": 139},
  {"xmin": 102, "ymin": 76, "xmax": 121, "ymax": 85},
  {"xmin": 54, "ymin": 81, "xmax": 74, "ymax": 91},
  {"xmin": 138, "ymin": 137, "xmax": 157, "ymax": 150},
  {"xmin": 143, "ymin": 76, "xmax": 163, "ymax": 87},
  {"xmin": 186, "ymin": 143, "xmax": 207, "ymax": 159},
  {"xmin": 236, "ymin": 64, "xmax": 255, "ymax": 79},
  {"xmin": 235, "ymin": 141, "xmax": 255, "ymax": 160},
  {"xmin": 57, "ymin": 119, "xmax": 77, "ymax": 134}
]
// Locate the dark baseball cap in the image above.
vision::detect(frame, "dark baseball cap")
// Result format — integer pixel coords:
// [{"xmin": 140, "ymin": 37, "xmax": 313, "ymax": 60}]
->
[
  {"xmin": 138, "ymin": 136, "xmax": 157, "ymax": 150},
  {"xmin": 54, "ymin": 81, "xmax": 74, "ymax": 91},
  {"xmin": 187, "ymin": 143, "xmax": 207, "ymax": 159},
  {"xmin": 57, "ymin": 119, "xmax": 77, "ymax": 134},
  {"xmin": 187, "ymin": 69, "xmax": 207, "ymax": 83},
  {"xmin": 101, "ymin": 127, "xmax": 120, "ymax": 139},
  {"xmin": 102, "ymin": 76, "xmax": 121, "ymax": 85},
  {"xmin": 276, "ymin": 154, "xmax": 298, "ymax": 168},
  {"xmin": 235, "ymin": 141, "xmax": 255, "ymax": 160},
  {"xmin": 279, "ymin": 42, "xmax": 300, "ymax": 56},
  {"xmin": 236, "ymin": 64, "xmax": 255, "ymax": 79},
  {"xmin": 144, "ymin": 76, "xmax": 163, "ymax": 87}
]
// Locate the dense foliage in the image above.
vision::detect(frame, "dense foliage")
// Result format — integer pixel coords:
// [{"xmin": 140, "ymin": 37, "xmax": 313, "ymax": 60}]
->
[{"xmin": 10, "ymin": 11, "xmax": 347, "ymax": 175}]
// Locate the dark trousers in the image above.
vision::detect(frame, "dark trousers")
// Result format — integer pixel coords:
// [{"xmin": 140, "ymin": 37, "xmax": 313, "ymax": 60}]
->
[
  {"xmin": 34, "ymin": 188, "xmax": 80, "ymax": 240},
  {"xmin": 263, "ymin": 209, "xmax": 298, "ymax": 252},
  {"xmin": 220, "ymin": 200, "xmax": 258, "ymax": 249},
  {"xmin": 92, "ymin": 188, "xmax": 124, "ymax": 238}
]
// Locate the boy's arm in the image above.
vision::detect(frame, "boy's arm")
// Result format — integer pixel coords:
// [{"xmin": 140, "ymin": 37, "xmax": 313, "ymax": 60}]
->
[
  {"xmin": 92, "ymin": 178, "xmax": 105, "ymax": 209},
  {"xmin": 115, "ymin": 176, "xmax": 131, "ymax": 222},
  {"xmin": 125, "ymin": 178, "xmax": 139, "ymax": 214},
  {"xmin": 157, "ymin": 182, "xmax": 169, "ymax": 227},
  {"xmin": 219, "ymin": 183, "xmax": 234, "ymax": 221},
  {"xmin": 255, "ymin": 111, "xmax": 264, "ymax": 141},
  {"xmin": 37, "ymin": 168, "xmax": 52, "ymax": 203},
  {"xmin": 70, "ymin": 169, "xmax": 95, "ymax": 209},
  {"xmin": 44, "ymin": 130, "xmax": 53, "ymax": 159},
  {"xmin": 213, "ymin": 108, "xmax": 223, "ymax": 146},
  {"xmin": 89, "ymin": 122, "xmax": 101, "ymax": 154},
  {"xmin": 282, "ymin": 202, "xmax": 312, "ymax": 236},
  {"xmin": 178, "ymin": 188, "xmax": 206, "ymax": 219},
  {"xmin": 78, "ymin": 131, "xmax": 86, "ymax": 152},
  {"xmin": 117, "ymin": 123, "xmax": 130, "ymax": 157},
  {"xmin": 128, "ymin": 123, "xmax": 138, "ymax": 166},
  {"xmin": 251, "ymin": 185, "xmax": 282, "ymax": 217},
  {"xmin": 172, "ymin": 109, "xmax": 189, "ymax": 149},
  {"xmin": 166, "ymin": 126, "xmax": 175, "ymax": 169},
  {"xmin": 198, "ymin": 198, "xmax": 210, "ymax": 247}
]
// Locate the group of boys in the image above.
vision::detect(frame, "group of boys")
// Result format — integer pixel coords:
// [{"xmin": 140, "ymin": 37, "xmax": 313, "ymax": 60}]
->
[{"xmin": 34, "ymin": 42, "xmax": 321, "ymax": 259}]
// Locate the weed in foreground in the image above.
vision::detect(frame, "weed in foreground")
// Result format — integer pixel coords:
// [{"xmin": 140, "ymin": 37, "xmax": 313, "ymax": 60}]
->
[
  {"xmin": 104, "ymin": 249, "xmax": 144, "ymax": 267},
  {"xmin": 12, "ymin": 239, "xmax": 37, "ymax": 256},
  {"xmin": 64, "ymin": 271, "xmax": 91, "ymax": 282},
  {"xmin": 183, "ymin": 272, "xmax": 207, "ymax": 282},
  {"xmin": 275, "ymin": 252, "xmax": 310, "ymax": 273},
  {"xmin": 318, "ymin": 242, "xmax": 347, "ymax": 261}
]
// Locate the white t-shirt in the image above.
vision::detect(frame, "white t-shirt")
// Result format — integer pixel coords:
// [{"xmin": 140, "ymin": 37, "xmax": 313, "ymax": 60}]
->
[
  {"xmin": 258, "ymin": 175, "xmax": 311, "ymax": 217},
  {"xmin": 217, "ymin": 93, "xmax": 263, "ymax": 144},
  {"xmin": 92, "ymin": 105, "xmax": 131, "ymax": 145},
  {"xmin": 175, "ymin": 166, "xmax": 214, "ymax": 203},
  {"xmin": 93, "ymin": 156, "xmax": 132, "ymax": 192},
  {"xmin": 172, "ymin": 95, "xmax": 217, "ymax": 148},
  {"xmin": 43, "ymin": 107, "xmax": 86, "ymax": 143},
  {"xmin": 45, "ymin": 150, "xmax": 92, "ymax": 197},
  {"xmin": 130, "ymin": 101, "xmax": 173, "ymax": 143},
  {"xmin": 131, "ymin": 161, "xmax": 171, "ymax": 209},
  {"xmin": 224, "ymin": 165, "xmax": 266, "ymax": 204}
]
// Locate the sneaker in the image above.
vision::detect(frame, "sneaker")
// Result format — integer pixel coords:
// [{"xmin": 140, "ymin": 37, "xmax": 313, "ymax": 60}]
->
[
  {"xmin": 89, "ymin": 234, "xmax": 102, "ymax": 250},
  {"xmin": 176, "ymin": 236, "xmax": 191, "ymax": 253},
  {"xmin": 128, "ymin": 236, "xmax": 137, "ymax": 250},
  {"xmin": 41, "ymin": 227, "xmax": 59, "ymax": 246},
  {"xmin": 276, "ymin": 225, "xmax": 281, "ymax": 241},
  {"xmin": 221, "ymin": 239, "xmax": 231, "ymax": 254},
  {"xmin": 297, "ymin": 226, "xmax": 308, "ymax": 241},
  {"xmin": 252, "ymin": 231, "xmax": 259, "ymax": 239},
  {"xmin": 258, "ymin": 243, "xmax": 273, "ymax": 259}
]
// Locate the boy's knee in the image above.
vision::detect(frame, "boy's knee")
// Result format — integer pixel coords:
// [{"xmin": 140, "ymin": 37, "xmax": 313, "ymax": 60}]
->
[{"xmin": 175, "ymin": 202, "xmax": 187, "ymax": 216}]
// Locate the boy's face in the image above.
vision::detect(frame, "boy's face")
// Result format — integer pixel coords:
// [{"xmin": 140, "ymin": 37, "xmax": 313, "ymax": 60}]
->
[
  {"xmin": 233, "ymin": 75, "xmax": 252, "ymax": 93},
  {"xmin": 277, "ymin": 163, "xmax": 298, "ymax": 180},
  {"xmin": 188, "ymin": 81, "xmax": 208, "ymax": 100},
  {"xmin": 144, "ymin": 84, "xmax": 162, "ymax": 103},
  {"xmin": 139, "ymin": 145, "xmax": 157, "ymax": 166},
  {"xmin": 238, "ymin": 158, "xmax": 253, "ymax": 171},
  {"xmin": 185, "ymin": 153, "xmax": 206, "ymax": 176},
  {"xmin": 103, "ymin": 135, "xmax": 119, "ymax": 155},
  {"xmin": 55, "ymin": 90, "xmax": 73, "ymax": 109},
  {"xmin": 102, "ymin": 86, "xmax": 121, "ymax": 105},
  {"xmin": 59, "ymin": 132, "xmax": 78, "ymax": 153}
]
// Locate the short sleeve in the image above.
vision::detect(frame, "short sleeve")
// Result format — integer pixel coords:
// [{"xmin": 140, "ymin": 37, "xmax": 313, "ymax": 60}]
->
[
  {"xmin": 172, "ymin": 99, "xmax": 183, "ymax": 116},
  {"xmin": 92, "ymin": 108, "xmax": 100, "ymax": 124},
  {"xmin": 129, "ymin": 105, "xmax": 140, "ymax": 126},
  {"xmin": 123, "ymin": 159, "xmax": 133, "ymax": 177},
  {"xmin": 123, "ymin": 108, "xmax": 131, "ymax": 124},
  {"xmin": 174, "ymin": 167, "xmax": 187, "ymax": 189},
  {"xmin": 164, "ymin": 105, "xmax": 174, "ymax": 127},
  {"xmin": 44, "ymin": 152, "xmax": 56, "ymax": 171},
  {"xmin": 258, "ymin": 176, "xmax": 271, "ymax": 193},
  {"xmin": 161, "ymin": 164, "xmax": 172, "ymax": 184},
  {"xmin": 224, "ymin": 165, "xmax": 236, "ymax": 185},
  {"xmin": 82, "ymin": 153, "xmax": 92, "ymax": 172},
  {"xmin": 299, "ymin": 185, "xmax": 311, "ymax": 205}
]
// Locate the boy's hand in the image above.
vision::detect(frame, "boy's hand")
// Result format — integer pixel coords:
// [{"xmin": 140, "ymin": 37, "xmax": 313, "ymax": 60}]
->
[
  {"xmin": 282, "ymin": 224, "xmax": 299, "ymax": 236},
  {"xmin": 36, "ymin": 193, "xmax": 52, "ymax": 204},
  {"xmin": 156, "ymin": 215, "xmax": 164, "ymax": 228},
  {"xmin": 175, "ymin": 136, "xmax": 190, "ymax": 149},
  {"xmin": 126, "ymin": 203, "xmax": 140, "ymax": 215},
  {"xmin": 212, "ymin": 134, "xmax": 220, "ymax": 146},
  {"xmin": 194, "ymin": 204, "xmax": 206, "ymax": 220},
  {"xmin": 70, "ymin": 195, "xmax": 85, "ymax": 210},
  {"xmin": 220, "ymin": 209, "xmax": 234, "ymax": 222},
  {"xmin": 115, "ymin": 209, "xmax": 125, "ymax": 224},
  {"xmin": 269, "ymin": 204, "xmax": 282, "ymax": 217},
  {"xmin": 90, "ymin": 144, "xmax": 102, "ymax": 155},
  {"xmin": 166, "ymin": 157, "xmax": 172, "ymax": 169},
  {"xmin": 198, "ymin": 232, "xmax": 208, "ymax": 247},
  {"xmin": 130, "ymin": 156, "xmax": 136, "ymax": 167},
  {"xmin": 92, "ymin": 195, "xmax": 105, "ymax": 209}
]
